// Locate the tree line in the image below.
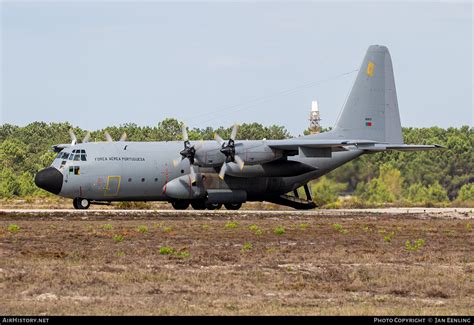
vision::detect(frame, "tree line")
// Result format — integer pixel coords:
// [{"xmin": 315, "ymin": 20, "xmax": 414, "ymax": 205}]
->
[{"xmin": 0, "ymin": 120, "xmax": 472, "ymax": 207}]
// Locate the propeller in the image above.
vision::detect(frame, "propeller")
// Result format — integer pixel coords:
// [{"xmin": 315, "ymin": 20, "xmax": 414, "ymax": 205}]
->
[
  {"xmin": 104, "ymin": 131, "xmax": 127, "ymax": 142},
  {"xmin": 104, "ymin": 132, "xmax": 113, "ymax": 142},
  {"xmin": 69, "ymin": 129, "xmax": 77, "ymax": 145},
  {"xmin": 173, "ymin": 124, "xmax": 199, "ymax": 183},
  {"xmin": 215, "ymin": 123, "xmax": 245, "ymax": 180},
  {"xmin": 69, "ymin": 129, "xmax": 91, "ymax": 144},
  {"xmin": 82, "ymin": 131, "xmax": 91, "ymax": 143}
]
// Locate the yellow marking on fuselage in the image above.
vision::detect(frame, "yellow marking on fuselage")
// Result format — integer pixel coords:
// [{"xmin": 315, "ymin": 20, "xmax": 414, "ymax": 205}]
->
[{"xmin": 104, "ymin": 175, "xmax": 121, "ymax": 196}]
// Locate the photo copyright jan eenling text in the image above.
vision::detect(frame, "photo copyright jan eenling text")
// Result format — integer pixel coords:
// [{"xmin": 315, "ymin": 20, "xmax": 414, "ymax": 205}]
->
[{"xmin": 374, "ymin": 318, "xmax": 471, "ymax": 324}]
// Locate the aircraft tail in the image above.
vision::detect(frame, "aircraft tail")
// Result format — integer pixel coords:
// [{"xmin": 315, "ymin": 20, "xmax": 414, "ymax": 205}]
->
[{"xmin": 330, "ymin": 45, "xmax": 403, "ymax": 144}]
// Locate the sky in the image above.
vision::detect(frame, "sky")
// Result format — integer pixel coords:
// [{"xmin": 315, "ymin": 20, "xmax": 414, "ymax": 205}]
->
[{"xmin": 1, "ymin": 1, "xmax": 472, "ymax": 136}]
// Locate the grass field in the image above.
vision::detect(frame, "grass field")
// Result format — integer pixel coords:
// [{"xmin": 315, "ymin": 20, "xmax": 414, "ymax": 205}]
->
[{"xmin": 0, "ymin": 211, "xmax": 473, "ymax": 315}]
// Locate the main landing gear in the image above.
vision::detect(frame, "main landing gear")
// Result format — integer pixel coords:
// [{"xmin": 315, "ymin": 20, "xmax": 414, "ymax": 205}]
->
[
  {"xmin": 171, "ymin": 200, "xmax": 240, "ymax": 210},
  {"xmin": 73, "ymin": 197, "xmax": 90, "ymax": 210}
]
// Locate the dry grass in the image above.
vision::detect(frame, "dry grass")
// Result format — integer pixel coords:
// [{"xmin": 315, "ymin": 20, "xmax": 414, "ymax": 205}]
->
[{"xmin": 0, "ymin": 212, "xmax": 473, "ymax": 315}]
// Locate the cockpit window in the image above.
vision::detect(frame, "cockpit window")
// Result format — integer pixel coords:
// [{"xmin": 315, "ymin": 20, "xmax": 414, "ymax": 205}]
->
[
  {"xmin": 56, "ymin": 152, "xmax": 70, "ymax": 160},
  {"xmin": 63, "ymin": 149, "xmax": 86, "ymax": 161}
]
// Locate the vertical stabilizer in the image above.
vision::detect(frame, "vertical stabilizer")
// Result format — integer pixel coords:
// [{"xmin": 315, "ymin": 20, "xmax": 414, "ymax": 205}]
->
[{"xmin": 331, "ymin": 45, "xmax": 403, "ymax": 144}]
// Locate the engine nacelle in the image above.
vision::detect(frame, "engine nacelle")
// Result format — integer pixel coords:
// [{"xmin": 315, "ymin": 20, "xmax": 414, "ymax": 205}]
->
[
  {"xmin": 237, "ymin": 142, "xmax": 282, "ymax": 165},
  {"xmin": 194, "ymin": 141, "xmax": 282, "ymax": 167},
  {"xmin": 163, "ymin": 175, "xmax": 206, "ymax": 200}
]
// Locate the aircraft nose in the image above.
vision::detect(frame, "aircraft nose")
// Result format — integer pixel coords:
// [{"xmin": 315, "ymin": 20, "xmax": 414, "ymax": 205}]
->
[{"xmin": 35, "ymin": 167, "xmax": 63, "ymax": 194}]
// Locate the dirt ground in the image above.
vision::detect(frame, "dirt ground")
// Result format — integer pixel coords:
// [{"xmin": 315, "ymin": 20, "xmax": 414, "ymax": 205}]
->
[{"xmin": 0, "ymin": 210, "xmax": 473, "ymax": 315}]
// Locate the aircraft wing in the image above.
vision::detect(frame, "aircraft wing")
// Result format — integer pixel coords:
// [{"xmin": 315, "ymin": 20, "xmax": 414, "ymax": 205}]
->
[{"xmin": 356, "ymin": 144, "xmax": 445, "ymax": 152}]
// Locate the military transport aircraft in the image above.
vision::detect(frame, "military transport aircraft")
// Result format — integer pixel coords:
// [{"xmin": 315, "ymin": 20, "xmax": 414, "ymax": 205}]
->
[{"xmin": 35, "ymin": 45, "xmax": 441, "ymax": 210}]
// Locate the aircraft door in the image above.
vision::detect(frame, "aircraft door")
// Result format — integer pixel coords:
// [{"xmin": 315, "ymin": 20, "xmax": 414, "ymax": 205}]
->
[{"xmin": 104, "ymin": 176, "xmax": 121, "ymax": 196}]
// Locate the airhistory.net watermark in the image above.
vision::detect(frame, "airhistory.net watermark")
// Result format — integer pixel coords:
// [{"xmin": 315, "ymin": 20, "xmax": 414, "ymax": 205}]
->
[{"xmin": 1, "ymin": 318, "xmax": 49, "ymax": 324}]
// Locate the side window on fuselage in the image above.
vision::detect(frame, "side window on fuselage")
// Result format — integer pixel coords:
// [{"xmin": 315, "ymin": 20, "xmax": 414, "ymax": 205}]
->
[{"xmin": 69, "ymin": 166, "xmax": 80, "ymax": 175}]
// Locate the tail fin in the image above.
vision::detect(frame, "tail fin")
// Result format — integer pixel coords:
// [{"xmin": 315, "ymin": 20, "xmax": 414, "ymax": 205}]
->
[{"xmin": 332, "ymin": 45, "xmax": 403, "ymax": 144}]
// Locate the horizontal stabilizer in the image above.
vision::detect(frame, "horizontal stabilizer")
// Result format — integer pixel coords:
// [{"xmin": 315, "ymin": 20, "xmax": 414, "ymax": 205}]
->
[
  {"xmin": 267, "ymin": 139, "xmax": 378, "ymax": 151},
  {"xmin": 358, "ymin": 144, "xmax": 445, "ymax": 152}
]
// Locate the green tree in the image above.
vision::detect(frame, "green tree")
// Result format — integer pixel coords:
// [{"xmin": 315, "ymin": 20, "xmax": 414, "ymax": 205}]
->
[
  {"xmin": 426, "ymin": 182, "xmax": 449, "ymax": 205},
  {"xmin": 311, "ymin": 177, "xmax": 347, "ymax": 207},
  {"xmin": 0, "ymin": 168, "xmax": 20, "ymax": 198},
  {"xmin": 405, "ymin": 183, "xmax": 429, "ymax": 204},
  {"xmin": 457, "ymin": 183, "xmax": 474, "ymax": 202}
]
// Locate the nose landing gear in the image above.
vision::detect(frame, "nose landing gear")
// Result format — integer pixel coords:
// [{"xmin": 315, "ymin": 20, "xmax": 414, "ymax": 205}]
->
[{"xmin": 73, "ymin": 198, "xmax": 90, "ymax": 210}]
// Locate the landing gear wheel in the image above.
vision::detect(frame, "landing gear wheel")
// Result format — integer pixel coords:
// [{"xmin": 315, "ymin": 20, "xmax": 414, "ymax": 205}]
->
[
  {"xmin": 224, "ymin": 202, "xmax": 242, "ymax": 210},
  {"xmin": 171, "ymin": 200, "xmax": 190, "ymax": 210},
  {"xmin": 205, "ymin": 202, "xmax": 222, "ymax": 210},
  {"xmin": 73, "ymin": 198, "xmax": 90, "ymax": 210},
  {"xmin": 191, "ymin": 200, "xmax": 206, "ymax": 210}
]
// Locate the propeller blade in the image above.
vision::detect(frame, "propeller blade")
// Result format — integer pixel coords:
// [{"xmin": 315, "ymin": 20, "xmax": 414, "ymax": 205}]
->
[
  {"xmin": 119, "ymin": 132, "xmax": 127, "ymax": 141},
  {"xmin": 234, "ymin": 155, "xmax": 245, "ymax": 170},
  {"xmin": 218, "ymin": 163, "xmax": 227, "ymax": 180},
  {"xmin": 69, "ymin": 129, "xmax": 77, "ymax": 145},
  {"xmin": 82, "ymin": 131, "xmax": 91, "ymax": 143},
  {"xmin": 105, "ymin": 132, "xmax": 113, "ymax": 142},
  {"xmin": 214, "ymin": 133, "xmax": 225, "ymax": 146},
  {"xmin": 230, "ymin": 123, "xmax": 239, "ymax": 141},
  {"xmin": 182, "ymin": 124, "xmax": 189, "ymax": 142},
  {"xmin": 189, "ymin": 165, "xmax": 196, "ymax": 184}
]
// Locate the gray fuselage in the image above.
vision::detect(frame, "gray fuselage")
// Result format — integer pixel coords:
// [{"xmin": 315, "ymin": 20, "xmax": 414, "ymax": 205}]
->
[{"xmin": 49, "ymin": 140, "xmax": 362, "ymax": 202}]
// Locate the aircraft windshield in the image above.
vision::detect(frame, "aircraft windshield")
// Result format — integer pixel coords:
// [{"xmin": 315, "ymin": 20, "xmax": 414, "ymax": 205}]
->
[{"xmin": 58, "ymin": 149, "xmax": 87, "ymax": 161}]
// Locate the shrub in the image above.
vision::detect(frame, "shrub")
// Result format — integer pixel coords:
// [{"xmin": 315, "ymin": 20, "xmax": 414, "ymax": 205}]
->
[
  {"xmin": 384, "ymin": 231, "xmax": 395, "ymax": 242},
  {"xmin": 249, "ymin": 224, "xmax": 259, "ymax": 232},
  {"xmin": 7, "ymin": 224, "xmax": 20, "ymax": 232},
  {"xmin": 113, "ymin": 234, "xmax": 124, "ymax": 243},
  {"xmin": 137, "ymin": 225, "xmax": 148, "ymax": 233},
  {"xmin": 116, "ymin": 201, "xmax": 151, "ymax": 209},
  {"xmin": 311, "ymin": 177, "xmax": 347, "ymax": 207},
  {"xmin": 225, "ymin": 222, "xmax": 238, "ymax": 229},
  {"xmin": 175, "ymin": 250, "xmax": 190, "ymax": 258},
  {"xmin": 405, "ymin": 239, "xmax": 425, "ymax": 251},
  {"xmin": 299, "ymin": 223, "xmax": 309, "ymax": 230},
  {"xmin": 159, "ymin": 246, "xmax": 174, "ymax": 255},
  {"xmin": 274, "ymin": 226, "xmax": 285, "ymax": 235},
  {"xmin": 426, "ymin": 182, "xmax": 449, "ymax": 205},
  {"xmin": 458, "ymin": 183, "xmax": 474, "ymax": 201},
  {"xmin": 242, "ymin": 242, "xmax": 253, "ymax": 252},
  {"xmin": 405, "ymin": 183, "xmax": 429, "ymax": 204},
  {"xmin": 332, "ymin": 223, "xmax": 348, "ymax": 235},
  {"xmin": 102, "ymin": 224, "xmax": 113, "ymax": 231},
  {"xmin": 162, "ymin": 226, "xmax": 173, "ymax": 233},
  {"xmin": 249, "ymin": 224, "xmax": 262, "ymax": 235}
]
